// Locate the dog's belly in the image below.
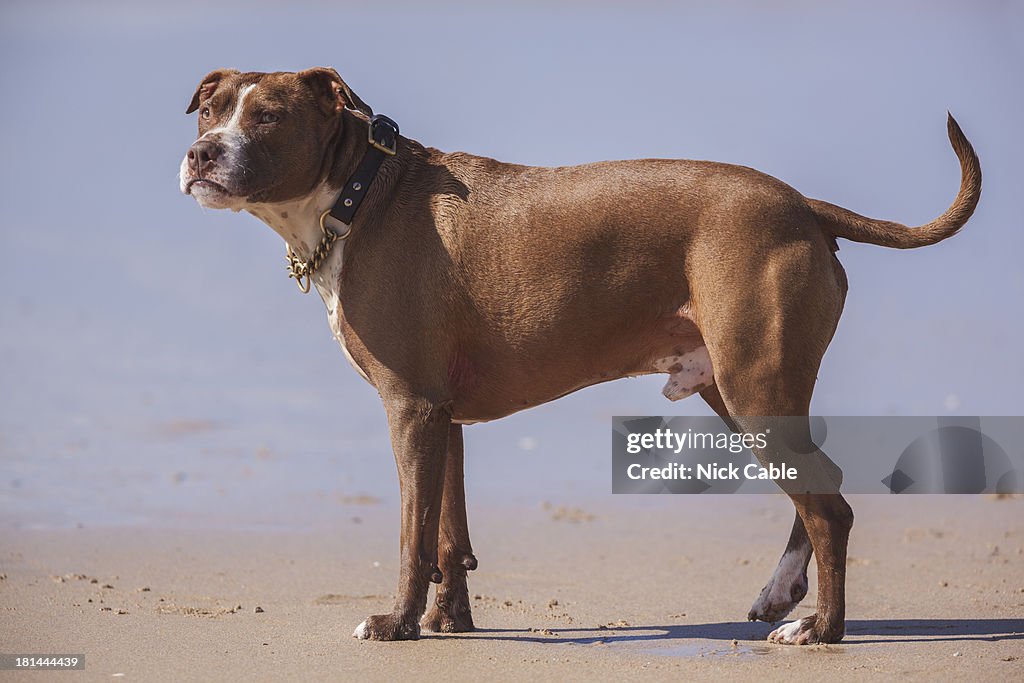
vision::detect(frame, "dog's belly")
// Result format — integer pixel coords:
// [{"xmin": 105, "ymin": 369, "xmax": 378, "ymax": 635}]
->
[
  {"xmin": 449, "ymin": 309, "xmax": 713, "ymax": 423},
  {"xmin": 651, "ymin": 346, "xmax": 714, "ymax": 400}
]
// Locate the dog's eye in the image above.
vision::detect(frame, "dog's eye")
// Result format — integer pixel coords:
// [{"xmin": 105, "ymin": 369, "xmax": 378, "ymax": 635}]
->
[
  {"xmin": 201, "ymin": 107, "xmax": 211, "ymax": 120},
  {"xmin": 259, "ymin": 112, "xmax": 280, "ymax": 124}
]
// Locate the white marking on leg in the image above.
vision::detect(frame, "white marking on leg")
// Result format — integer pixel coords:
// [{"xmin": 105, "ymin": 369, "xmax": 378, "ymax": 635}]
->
[
  {"xmin": 768, "ymin": 618, "xmax": 804, "ymax": 644},
  {"xmin": 653, "ymin": 346, "xmax": 713, "ymax": 401},
  {"xmin": 749, "ymin": 548, "xmax": 808, "ymax": 622},
  {"xmin": 353, "ymin": 620, "xmax": 368, "ymax": 639}
]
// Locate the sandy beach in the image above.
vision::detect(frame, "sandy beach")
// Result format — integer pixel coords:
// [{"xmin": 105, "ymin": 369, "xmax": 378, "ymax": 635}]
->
[{"xmin": 2, "ymin": 495, "xmax": 1021, "ymax": 681}]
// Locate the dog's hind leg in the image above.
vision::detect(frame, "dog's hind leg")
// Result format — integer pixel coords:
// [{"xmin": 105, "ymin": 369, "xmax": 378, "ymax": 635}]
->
[
  {"xmin": 715, "ymin": 376, "xmax": 852, "ymax": 645},
  {"xmin": 694, "ymin": 231, "xmax": 851, "ymax": 644},
  {"xmin": 701, "ymin": 385, "xmax": 812, "ymax": 623},
  {"xmin": 747, "ymin": 513, "xmax": 811, "ymax": 623},
  {"xmin": 422, "ymin": 424, "xmax": 477, "ymax": 632}
]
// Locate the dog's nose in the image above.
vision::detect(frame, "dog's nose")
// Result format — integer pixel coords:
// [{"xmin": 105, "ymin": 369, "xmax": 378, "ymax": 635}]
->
[{"xmin": 187, "ymin": 140, "xmax": 221, "ymax": 175}]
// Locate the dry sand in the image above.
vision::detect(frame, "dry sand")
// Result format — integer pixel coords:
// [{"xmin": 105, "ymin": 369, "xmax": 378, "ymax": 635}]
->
[{"xmin": 2, "ymin": 495, "xmax": 1022, "ymax": 681}]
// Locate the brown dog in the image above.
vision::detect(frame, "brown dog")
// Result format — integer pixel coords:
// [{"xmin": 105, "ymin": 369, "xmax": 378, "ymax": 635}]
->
[{"xmin": 178, "ymin": 67, "xmax": 981, "ymax": 644}]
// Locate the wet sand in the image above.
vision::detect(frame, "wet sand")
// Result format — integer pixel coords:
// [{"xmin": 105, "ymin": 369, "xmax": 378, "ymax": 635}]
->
[{"xmin": 2, "ymin": 495, "xmax": 1021, "ymax": 681}]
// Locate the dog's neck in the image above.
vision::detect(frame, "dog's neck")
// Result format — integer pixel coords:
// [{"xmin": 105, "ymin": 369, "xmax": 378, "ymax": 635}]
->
[
  {"xmin": 243, "ymin": 111, "xmax": 416, "ymax": 315},
  {"xmin": 243, "ymin": 110, "xmax": 375, "ymax": 260},
  {"xmin": 243, "ymin": 111, "xmax": 406, "ymax": 289},
  {"xmin": 246, "ymin": 183, "xmax": 341, "ymax": 263},
  {"xmin": 245, "ymin": 183, "xmax": 347, "ymax": 310}
]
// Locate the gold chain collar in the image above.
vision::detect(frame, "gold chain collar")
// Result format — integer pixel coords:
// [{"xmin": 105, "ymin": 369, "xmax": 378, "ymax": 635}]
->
[{"xmin": 285, "ymin": 210, "xmax": 352, "ymax": 293}]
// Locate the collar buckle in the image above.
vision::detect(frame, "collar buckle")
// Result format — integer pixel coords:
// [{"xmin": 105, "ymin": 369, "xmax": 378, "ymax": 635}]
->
[{"xmin": 367, "ymin": 114, "xmax": 399, "ymax": 156}]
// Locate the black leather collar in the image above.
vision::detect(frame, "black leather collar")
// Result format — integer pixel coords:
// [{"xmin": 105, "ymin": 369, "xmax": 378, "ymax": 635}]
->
[{"xmin": 328, "ymin": 114, "xmax": 400, "ymax": 225}]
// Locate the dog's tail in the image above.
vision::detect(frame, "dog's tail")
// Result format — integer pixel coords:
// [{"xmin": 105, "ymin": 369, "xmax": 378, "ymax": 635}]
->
[{"xmin": 808, "ymin": 113, "xmax": 981, "ymax": 249}]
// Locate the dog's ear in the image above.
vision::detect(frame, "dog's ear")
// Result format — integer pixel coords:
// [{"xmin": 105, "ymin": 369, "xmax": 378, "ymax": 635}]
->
[
  {"xmin": 298, "ymin": 67, "xmax": 373, "ymax": 118},
  {"xmin": 186, "ymin": 68, "xmax": 239, "ymax": 114}
]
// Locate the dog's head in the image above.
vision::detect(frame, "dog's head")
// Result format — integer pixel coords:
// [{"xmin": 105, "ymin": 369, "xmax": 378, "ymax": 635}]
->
[{"xmin": 179, "ymin": 68, "xmax": 371, "ymax": 209}]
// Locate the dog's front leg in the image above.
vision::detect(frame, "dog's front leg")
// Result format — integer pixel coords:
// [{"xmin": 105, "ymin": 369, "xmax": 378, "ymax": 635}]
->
[
  {"xmin": 354, "ymin": 396, "xmax": 451, "ymax": 641},
  {"xmin": 423, "ymin": 423, "xmax": 477, "ymax": 632}
]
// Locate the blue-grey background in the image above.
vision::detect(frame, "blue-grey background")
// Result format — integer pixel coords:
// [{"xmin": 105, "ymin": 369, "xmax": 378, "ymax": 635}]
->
[{"xmin": 1, "ymin": 1, "xmax": 1021, "ymax": 529}]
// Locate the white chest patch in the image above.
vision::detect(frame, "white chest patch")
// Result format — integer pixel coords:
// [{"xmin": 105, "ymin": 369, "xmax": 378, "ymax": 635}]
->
[
  {"xmin": 313, "ymin": 249, "xmax": 372, "ymax": 384},
  {"xmin": 652, "ymin": 346, "xmax": 714, "ymax": 401},
  {"xmin": 244, "ymin": 184, "xmax": 372, "ymax": 386}
]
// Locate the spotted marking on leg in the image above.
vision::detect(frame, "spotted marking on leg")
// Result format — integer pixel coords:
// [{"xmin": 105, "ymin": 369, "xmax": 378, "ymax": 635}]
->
[{"xmin": 653, "ymin": 346, "xmax": 713, "ymax": 401}]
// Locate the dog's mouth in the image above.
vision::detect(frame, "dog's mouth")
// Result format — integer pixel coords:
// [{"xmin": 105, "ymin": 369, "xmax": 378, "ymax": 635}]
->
[{"xmin": 185, "ymin": 178, "xmax": 231, "ymax": 196}]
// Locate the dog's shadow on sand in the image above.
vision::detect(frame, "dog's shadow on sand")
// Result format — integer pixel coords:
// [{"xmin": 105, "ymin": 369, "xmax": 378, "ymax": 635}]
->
[{"xmin": 454, "ymin": 619, "xmax": 1024, "ymax": 646}]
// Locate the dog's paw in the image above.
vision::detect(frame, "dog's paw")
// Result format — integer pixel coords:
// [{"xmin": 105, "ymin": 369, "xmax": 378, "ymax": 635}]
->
[
  {"xmin": 422, "ymin": 602, "xmax": 475, "ymax": 633},
  {"xmin": 352, "ymin": 613, "xmax": 421, "ymax": 641},
  {"xmin": 747, "ymin": 570, "xmax": 808, "ymax": 623},
  {"xmin": 767, "ymin": 614, "xmax": 844, "ymax": 645}
]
